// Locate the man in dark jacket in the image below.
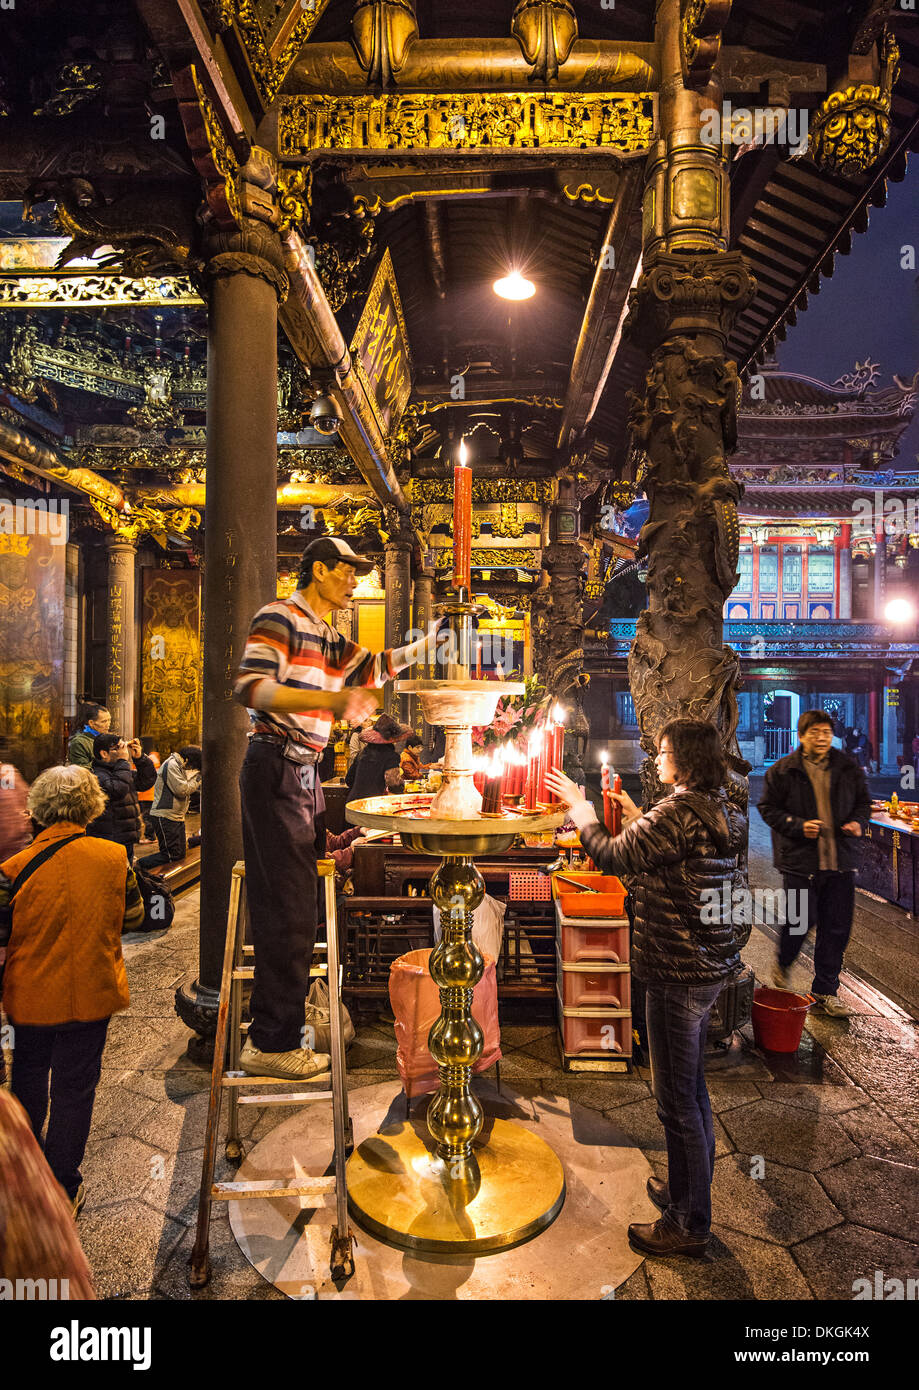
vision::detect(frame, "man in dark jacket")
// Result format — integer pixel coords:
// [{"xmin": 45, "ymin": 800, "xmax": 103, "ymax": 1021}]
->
[
  {"xmin": 758, "ymin": 709, "xmax": 870, "ymax": 1017},
  {"xmin": 86, "ymin": 734, "xmax": 156, "ymax": 864},
  {"xmin": 548, "ymin": 720, "xmax": 748, "ymax": 1261}
]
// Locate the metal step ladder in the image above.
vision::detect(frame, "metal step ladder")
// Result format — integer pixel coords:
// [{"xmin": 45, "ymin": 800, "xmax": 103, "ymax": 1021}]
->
[{"xmin": 188, "ymin": 859, "xmax": 355, "ymax": 1288}]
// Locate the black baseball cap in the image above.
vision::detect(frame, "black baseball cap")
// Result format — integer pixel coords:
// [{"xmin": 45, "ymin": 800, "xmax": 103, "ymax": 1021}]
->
[{"xmin": 300, "ymin": 536, "xmax": 375, "ymax": 577}]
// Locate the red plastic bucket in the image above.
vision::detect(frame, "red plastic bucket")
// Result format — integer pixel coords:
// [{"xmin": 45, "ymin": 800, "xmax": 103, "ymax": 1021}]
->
[{"xmin": 751, "ymin": 986, "xmax": 813, "ymax": 1053}]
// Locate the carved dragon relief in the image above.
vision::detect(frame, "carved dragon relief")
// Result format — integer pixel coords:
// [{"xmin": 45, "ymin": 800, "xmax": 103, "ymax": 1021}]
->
[
  {"xmin": 50, "ymin": 178, "xmax": 200, "ymax": 277},
  {"xmin": 626, "ymin": 337, "xmax": 748, "ymax": 788}
]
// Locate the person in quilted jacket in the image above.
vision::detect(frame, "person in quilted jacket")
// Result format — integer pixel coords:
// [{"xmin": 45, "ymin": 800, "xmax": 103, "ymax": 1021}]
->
[
  {"xmin": 86, "ymin": 733, "xmax": 156, "ymax": 865},
  {"xmin": 547, "ymin": 718, "xmax": 748, "ymax": 1262}
]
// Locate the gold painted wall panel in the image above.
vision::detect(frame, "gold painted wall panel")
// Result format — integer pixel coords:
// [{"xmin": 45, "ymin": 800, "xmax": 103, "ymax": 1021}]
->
[
  {"xmin": 141, "ymin": 568, "xmax": 202, "ymax": 750},
  {"xmin": 0, "ymin": 525, "xmax": 65, "ymax": 780}
]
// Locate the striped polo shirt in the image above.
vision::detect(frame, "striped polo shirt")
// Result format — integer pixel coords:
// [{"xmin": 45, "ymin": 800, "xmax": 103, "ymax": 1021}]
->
[{"xmin": 234, "ymin": 591, "xmax": 405, "ymax": 751}]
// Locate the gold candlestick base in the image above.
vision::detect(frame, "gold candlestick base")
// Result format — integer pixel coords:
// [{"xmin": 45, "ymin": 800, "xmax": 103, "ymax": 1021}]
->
[{"xmin": 347, "ymin": 1117, "xmax": 565, "ymax": 1254}]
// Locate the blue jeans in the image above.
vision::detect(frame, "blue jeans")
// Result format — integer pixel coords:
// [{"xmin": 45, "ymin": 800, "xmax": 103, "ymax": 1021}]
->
[{"xmin": 644, "ymin": 980, "xmax": 723, "ymax": 1239}]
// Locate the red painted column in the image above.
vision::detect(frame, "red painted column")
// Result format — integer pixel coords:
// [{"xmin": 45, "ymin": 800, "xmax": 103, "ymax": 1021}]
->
[{"xmin": 869, "ymin": 687, "xmax": 880, "ymax": 771}]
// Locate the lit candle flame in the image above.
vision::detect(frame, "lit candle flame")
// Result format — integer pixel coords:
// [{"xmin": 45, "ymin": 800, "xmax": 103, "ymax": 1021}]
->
[
  {"xmin": 459, "ymin": 438, "xmax": 468, "ymax": 466},
  {"xmin": 600, "ymin": 750, "xmax": 609, "ymax": 766},
  {"xmin": 553, "ymin": 703, "xmax": 565, "ymax": 724}
]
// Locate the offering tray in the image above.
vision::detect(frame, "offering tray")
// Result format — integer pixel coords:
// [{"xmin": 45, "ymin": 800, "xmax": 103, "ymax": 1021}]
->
[{"xmin": 347, "ymin": 793, "xmax": 565, "ymax": 856}]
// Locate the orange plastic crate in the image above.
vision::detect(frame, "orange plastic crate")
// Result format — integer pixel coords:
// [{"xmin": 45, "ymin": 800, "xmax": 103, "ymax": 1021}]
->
[
  {"xmin": 553, "ymin": 873, "xmax": 626, "ymax": 917},
  {"xmin": 558, "ymin": 962, "xmax": 631, "ymax": 1011},
  {"xmin": 557, "ymin": 1001, "xmax": 632, "ymax": 1057},
  {"xmin": 558, "ymin": 919, "xmax": 629, "ymax": 965}
]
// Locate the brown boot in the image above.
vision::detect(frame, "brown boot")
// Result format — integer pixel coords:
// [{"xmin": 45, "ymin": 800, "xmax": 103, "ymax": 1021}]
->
[
  {"xmin": 647, "ymin": 1176, "xmax": 670, "ymax": 1212},
  {"xmin": 628, "ymin": 1218, "xmax": 712, "ymax": 1259}
]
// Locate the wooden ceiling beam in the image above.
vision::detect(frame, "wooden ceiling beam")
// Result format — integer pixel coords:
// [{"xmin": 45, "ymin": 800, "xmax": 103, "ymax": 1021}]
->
[
  {"xmin": 555, "ymin": 163, "xmax": 644, "ymax": 454},
  {"xmin": 287, "ymin": 38, "xmax": 659, "ymax": 94}
]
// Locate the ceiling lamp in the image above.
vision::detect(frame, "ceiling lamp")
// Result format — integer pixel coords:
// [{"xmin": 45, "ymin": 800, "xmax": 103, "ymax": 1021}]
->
[{"xmin": 493, "ymin": 269, "xmax": 536, "ymax": 301}]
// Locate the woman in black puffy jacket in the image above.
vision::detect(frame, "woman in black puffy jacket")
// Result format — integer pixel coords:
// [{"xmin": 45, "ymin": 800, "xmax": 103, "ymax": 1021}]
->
[{"xmin": 547, "ymin": 719, "xmax": 748, "ymax": 1262}]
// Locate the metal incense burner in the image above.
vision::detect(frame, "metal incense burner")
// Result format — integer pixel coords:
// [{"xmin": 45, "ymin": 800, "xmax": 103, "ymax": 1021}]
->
[{"xmin": 345, "ymin": 586, "xmax": 566, "ymax": 1253}]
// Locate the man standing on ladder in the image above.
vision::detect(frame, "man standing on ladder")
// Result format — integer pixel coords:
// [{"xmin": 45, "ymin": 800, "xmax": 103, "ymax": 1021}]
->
[{"xmin": 233, "ymin": 536, "xmax": 442, "ymax": 1082}]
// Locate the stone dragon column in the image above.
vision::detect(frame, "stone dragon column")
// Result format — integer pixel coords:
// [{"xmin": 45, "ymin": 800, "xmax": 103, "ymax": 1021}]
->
[{"xmin": 623, "ymin": 0, "xmax": 755, "ymax": 820}]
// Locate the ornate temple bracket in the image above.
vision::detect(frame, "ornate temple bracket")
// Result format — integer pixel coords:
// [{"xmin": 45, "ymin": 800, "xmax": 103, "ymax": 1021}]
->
[
  {"xmin": 201, "ymin": 0, "xmax": 334, "ymax": 111},
  {"xmin": 511, "ymin": 1, "xmax": 578, "ymax": 85},
  {"xmin": 174, "ymin": 64, "xmax": 248, "ymax": 229},
  {"xmin": 680, "ymin": 0, "xmax": 733, "ymax": 91},
  {"xmin": 352, "ymin": 0, "xmax": 419, "ymax": 89},
  {"xmin": 808, "ymin": 29, "xmax": 900, "ymax": 179}
]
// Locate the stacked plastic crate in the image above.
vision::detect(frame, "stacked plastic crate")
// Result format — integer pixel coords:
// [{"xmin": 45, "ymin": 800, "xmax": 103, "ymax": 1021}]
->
[{"xmin": 553, "ymin": 873, "xmax": 632, "ymax": 1072}]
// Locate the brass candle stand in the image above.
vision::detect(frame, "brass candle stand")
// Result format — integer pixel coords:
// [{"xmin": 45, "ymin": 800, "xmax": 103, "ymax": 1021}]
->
[{"xmin": 345, "ymin": 588, "xmax": 566, "ymax": 1253}]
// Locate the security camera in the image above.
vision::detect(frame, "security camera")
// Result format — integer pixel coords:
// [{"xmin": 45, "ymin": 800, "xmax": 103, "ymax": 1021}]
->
[{"xmin": 310, "ymin": 394, "xmax": 343, "ymax": 436}]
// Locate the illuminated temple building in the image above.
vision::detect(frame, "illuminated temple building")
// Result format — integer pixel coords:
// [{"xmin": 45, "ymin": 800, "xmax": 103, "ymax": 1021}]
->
[{"xmin": 594, "ymin": 359, "xmax": 919, "ymax": 773}]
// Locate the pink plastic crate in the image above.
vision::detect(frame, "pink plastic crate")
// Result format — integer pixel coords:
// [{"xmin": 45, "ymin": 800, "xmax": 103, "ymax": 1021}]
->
[
  {"xmin": 559, "ymin": 919, "xmax": 629, "ymax": 964},
  {"xmin": 508, "ymin": 870, "xmax": 552, "ymax": 901},
  {"xmin": 558, "ymin": 1008, "xmax": 632, "ymax": 1058},
  {"xmin": 559, "ymin": 964, "xmax": 631, "ymax": 1011}
]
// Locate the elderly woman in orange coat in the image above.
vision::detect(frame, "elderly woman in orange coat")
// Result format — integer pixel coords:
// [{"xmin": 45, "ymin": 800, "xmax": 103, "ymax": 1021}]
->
[{"xmin": 0, "ymin": 765, "xmax": 144, "ymax": 1216}]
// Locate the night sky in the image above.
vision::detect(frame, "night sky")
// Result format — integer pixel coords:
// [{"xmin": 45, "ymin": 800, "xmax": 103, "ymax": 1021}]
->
[{"xmin": 775, "ymin": 162, "xmax": 919, "ymax": 470}]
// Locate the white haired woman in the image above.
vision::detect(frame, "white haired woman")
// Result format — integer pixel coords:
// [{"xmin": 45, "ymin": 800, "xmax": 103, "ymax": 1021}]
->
[{"xmin": 0, "ymin": 765, "xmax": 144, "ymax": 1216}]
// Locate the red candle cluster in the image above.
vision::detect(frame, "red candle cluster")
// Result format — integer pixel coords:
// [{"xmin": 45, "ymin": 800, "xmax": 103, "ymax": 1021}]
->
[{"xmin": 522, "ymin": 709, "xmax": 565, "ymax": 810}]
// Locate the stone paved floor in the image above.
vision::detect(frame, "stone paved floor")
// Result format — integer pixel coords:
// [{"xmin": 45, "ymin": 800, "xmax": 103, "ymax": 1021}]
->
[{"xmin": 5, "ymin": 803, "xmax": 917, "ymax": 1301}]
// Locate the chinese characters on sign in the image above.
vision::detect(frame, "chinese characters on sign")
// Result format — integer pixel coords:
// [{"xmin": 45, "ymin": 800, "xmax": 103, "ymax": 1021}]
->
[{"xmin": 350, "ymin": 249, "xmax": 412, "ymax": 438}]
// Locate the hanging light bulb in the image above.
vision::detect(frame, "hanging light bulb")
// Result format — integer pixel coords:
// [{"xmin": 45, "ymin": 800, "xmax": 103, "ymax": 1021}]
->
[{"xmin": 493, "ymin": 269, "xmax": 536, "ymax": 301}]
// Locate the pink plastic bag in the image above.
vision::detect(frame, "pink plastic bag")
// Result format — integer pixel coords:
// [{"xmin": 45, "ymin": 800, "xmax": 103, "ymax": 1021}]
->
[{"xmin": 389, "ymin": 948, "xmax": 502, "ymax": 1100}]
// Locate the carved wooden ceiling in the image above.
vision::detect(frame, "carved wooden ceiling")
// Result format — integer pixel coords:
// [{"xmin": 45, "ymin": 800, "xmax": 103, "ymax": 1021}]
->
[{"xmin": 0, "ymin": 0, "xmax": 917, "ymax": 492}]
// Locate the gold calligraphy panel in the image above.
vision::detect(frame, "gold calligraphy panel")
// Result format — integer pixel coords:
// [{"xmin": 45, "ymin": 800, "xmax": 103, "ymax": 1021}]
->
[
  {"xmin": 141, "ymin": 569, "xmax": 202, "ymax": 750},
  {"xmin": 350, "ymin": 248, "xmax": 412, "ymax": 438}
]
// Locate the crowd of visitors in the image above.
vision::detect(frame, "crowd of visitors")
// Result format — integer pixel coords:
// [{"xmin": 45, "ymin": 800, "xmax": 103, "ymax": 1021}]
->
[{"xmin": 0, "ymin": 670, "xmax": 885, "ymax": 1270}]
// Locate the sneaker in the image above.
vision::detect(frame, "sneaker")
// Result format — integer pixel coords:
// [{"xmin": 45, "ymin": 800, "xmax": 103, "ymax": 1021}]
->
[
  {"xmin": 71, "ymin": 1183, "xmax": 86, "ymax": 1218},
  {"xmin": 771, "ymin": 963, "xmax": 793, "ymax": 990},
  {"xmin": 811, "ymin": 994, "xmax": 854, "ymax": 1018},
  {"xmin": 239, "ymin": 1039, "xmax": 330, "ymax": 1080}
]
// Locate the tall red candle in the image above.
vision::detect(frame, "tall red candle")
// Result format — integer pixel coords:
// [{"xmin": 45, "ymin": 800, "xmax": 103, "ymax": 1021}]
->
[
  {"xmin": 525, "ymin": 733, "xmax": 541, "ymax": 810},
  {"xmin": 513, "ymin": 747, "xmax": 526, "ymax": 797},
  {"xmin": 452, "ymin": 442, "xmax": 472, "ymax": 591},
  {"xmin": 601, "ymin": 752, "xmax": 613, "ymax": 830},
  {"xmin": 553, "ymin": 724, "xmax": 565, "ymax": 780},
  {"xmin": 537, "ymin": 722, "xmax": 550, "ymax": 805},
  {"xmin": 611, "ymin": 772, "xmax": 622, "ymax": 836}
]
